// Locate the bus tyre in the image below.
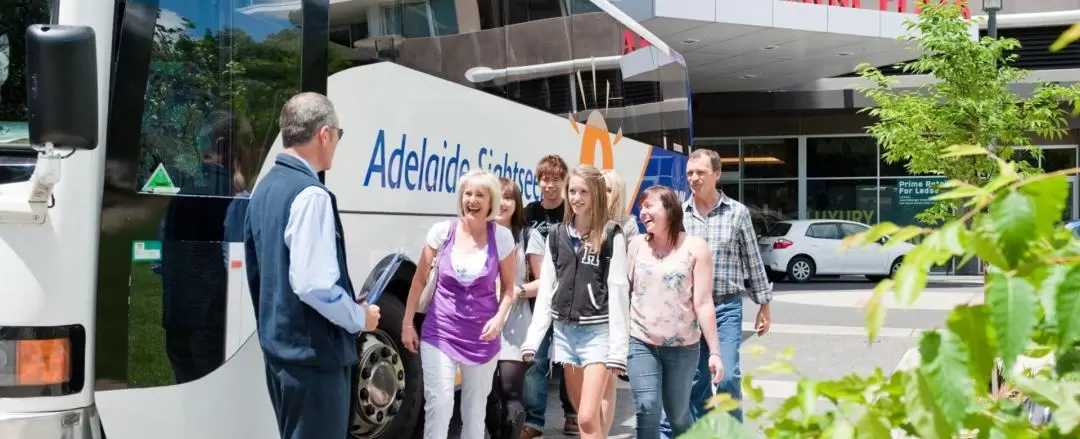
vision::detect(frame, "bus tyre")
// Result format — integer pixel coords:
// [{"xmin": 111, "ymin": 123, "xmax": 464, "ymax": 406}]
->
[{"xmin": 350, "ymin": 293, "xmax": 423, "ymax": 438}]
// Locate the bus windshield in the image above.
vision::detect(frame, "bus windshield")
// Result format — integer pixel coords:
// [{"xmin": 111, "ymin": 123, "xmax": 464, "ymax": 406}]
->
[{"xmin": 0, "ymin": 0, "xmax": 56, "ymax": 184}]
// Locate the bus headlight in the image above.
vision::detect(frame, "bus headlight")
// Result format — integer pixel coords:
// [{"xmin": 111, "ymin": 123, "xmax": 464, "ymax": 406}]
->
[
  {"xmin": 0, "ymin": 340, "xmax": 14, "ymax": 386},
  {"xmin": 0, "ymin": 326, "xmax": 84, "ymax": 397}
]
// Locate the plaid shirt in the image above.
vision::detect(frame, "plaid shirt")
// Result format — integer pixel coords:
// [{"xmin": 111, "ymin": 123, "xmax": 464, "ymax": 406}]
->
[{"xmin": 683, "ymin": 193, "xmax": 772, "ymax": 305}]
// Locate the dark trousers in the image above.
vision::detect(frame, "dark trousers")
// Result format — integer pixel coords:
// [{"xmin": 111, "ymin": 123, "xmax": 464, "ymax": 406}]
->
[
  {"xmin": 524, "ymin": 328, "xmax": 577, "ymax": 430},
  {"xmin": 264, "ymin": 358, "xmax": 351, "ymax": 439}
]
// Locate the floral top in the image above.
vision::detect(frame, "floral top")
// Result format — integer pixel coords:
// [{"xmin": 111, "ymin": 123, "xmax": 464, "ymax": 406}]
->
[{"xmin": 628, "ymin": 235, "xmax": 701, "ymax": 347}]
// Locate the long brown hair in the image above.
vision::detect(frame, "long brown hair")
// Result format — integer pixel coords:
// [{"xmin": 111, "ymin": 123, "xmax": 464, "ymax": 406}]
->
[
  {"xmin": 640, "ymin": 185, "xmax": 684, "ymax": 246},
  {"xmin": 499, "ymin": 177, "xmax": 527, "ymax": 243},
  {"xmin": 564, "ymin": 164, "xmax": 611, "ymax": 250}
]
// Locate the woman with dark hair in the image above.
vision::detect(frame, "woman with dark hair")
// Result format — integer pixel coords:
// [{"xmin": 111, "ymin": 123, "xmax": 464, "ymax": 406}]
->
[
  {"xmin": 486, "ymin": 177, "xmax": 542, "ymax": 438},
  {"xmin": 626, "ymin": 185, "xmax": 725, "ymax": 439}
]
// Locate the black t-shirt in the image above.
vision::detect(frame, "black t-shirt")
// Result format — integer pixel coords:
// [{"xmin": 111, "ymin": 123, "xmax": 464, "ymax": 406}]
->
[{"xmin": 524, "ymin": 200, "xmax": 565, "ymax": 240}]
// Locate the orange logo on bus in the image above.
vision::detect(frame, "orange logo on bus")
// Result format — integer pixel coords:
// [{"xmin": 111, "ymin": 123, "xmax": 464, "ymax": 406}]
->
[{"xmin": 570, "ymin": 110, "xmax": 622, "ymax": 170}]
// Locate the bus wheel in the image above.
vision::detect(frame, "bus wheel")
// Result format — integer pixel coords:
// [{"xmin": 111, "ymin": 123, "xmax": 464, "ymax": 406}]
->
[{"xmin": 350, "ymin": 294, "xmax": 422, "ymax": 438}]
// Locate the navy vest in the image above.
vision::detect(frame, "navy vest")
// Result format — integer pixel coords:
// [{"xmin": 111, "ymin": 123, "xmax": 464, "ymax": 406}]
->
[{"xmin": 244, "ymin": 153, "xmax": 359, "ymax": 368}]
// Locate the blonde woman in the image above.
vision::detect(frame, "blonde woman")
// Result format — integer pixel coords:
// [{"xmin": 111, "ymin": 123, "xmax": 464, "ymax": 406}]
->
[
  {"xmin": 401, "ymin": 169, "xmax": 518, "ymax": 439},
  {"xmin": 522, "ymin": 164, "xmax": 630, "ymax": 439},
  {"xmin": 602, "ymin": 169, "xmax": 641, "ymax": 240}
]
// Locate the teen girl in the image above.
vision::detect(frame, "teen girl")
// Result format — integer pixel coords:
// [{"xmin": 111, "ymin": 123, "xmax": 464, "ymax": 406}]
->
[
  {"xmin": 487, "ymin": 177, "xmax": 542, "ymax": 438},
  {"xmin": 602, "ymin": 169, "xmax": 640, "ymax": 240},
  {"xmin": 521, "ymin": 164, "xmax": 630, "ymax": 439}
]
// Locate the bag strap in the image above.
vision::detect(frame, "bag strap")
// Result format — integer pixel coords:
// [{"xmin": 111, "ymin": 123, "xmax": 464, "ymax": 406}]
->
[
  {"xmin": 628, "ymin": 236, "xmax": 640, "ymax": 292},
  {"xmin": 600, "ymin": 221, "xmax": 621, "ymax": 282}
]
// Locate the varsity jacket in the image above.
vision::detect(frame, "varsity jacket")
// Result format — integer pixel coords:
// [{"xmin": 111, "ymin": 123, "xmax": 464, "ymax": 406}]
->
[{"xmin": 521, "ymin": 222, "xmax": 631, "ymax": 371}]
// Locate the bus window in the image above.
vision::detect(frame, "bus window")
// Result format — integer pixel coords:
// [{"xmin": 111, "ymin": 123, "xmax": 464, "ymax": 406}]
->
[
  {"xmin": 96, "ymin": 0, "xmax": 300, "ymax": 389},
  {"xmin": 323, "ymin": 0, "xmax": 690, "ymax": 154},
  {"xmin": 0, "ymin": 0, "xmax": 57, "ymax": 181}
]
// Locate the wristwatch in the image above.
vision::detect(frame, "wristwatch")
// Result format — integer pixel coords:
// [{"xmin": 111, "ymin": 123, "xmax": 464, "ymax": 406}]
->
[{"xmin": 515, "ymin": 285, "xmax": 526, "ymax": 300}]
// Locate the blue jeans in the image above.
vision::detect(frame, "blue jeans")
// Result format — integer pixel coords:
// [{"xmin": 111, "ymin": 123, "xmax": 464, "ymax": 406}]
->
[
  {"xmin": 628, "ymin": 339, "xmax": 700, "ymax": 439},
  {"xmin": 523, "ymin": 328, "xmax": 576, "ymax": 430},
  {"xmin": 659, "ymin": 297, "xmax": 744, "ymax": 437}
]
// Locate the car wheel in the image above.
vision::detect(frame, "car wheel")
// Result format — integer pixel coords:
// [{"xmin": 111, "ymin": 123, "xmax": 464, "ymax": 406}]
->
[
  {"xmin": 786, "ymin": 256, "xmax": 815, "ymax": 283},
  {"xmin": 350, "ymin": 293, "xmax": 422, "ymax": 439},
  {"xmin": 889, "ymin": 257, "xmax": 903, "ymax": 278}
]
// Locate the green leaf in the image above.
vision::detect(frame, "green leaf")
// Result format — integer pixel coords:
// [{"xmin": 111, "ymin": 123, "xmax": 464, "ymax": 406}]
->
[
  {"xmin": 941, "ymin": 143, "xmax": 988, "ymax": 158},
  {"xmin": 946, "ymin": 305, "xmax": 997, "ymax": 395},
  {"xmin": 989, "ymin": 190, "xmax": 1038, "ymax": 267},
  {"xmin": 706, "ymin": 392, "xmax": 741, "ymax": 412},
  {"xmin": 1057, "ymin": 266, "xmax": 1080, "ymax": 347},
  {"xmin": 970, "ymin": 215, "xmax": 1009, "ymax": 269},
  {"xmin": 1055, "ymin": 399, "xmax": 1080, "ymax": 434},
  {"xmin": 864, "ymin": 279, "xmax": 890, "ymax": 343},
  {"xmin": 1035, "ymin": 265, "xmax": 1069, "ymax": 324},
  {"xmin": 1051, "ymin": 21, "xmax": 1080, "ymax": 52},
  {"xmin": 986, "ymin": 271, "xmax": 1038, "ymax": 373},
  {"xmin": 933, "ymin": 221, "xmax": 968, "ymax": 256},
  {"xmin": 884, "ymin": 225, "xmax": 928, "ymax": 248},
  {"xmin": 742, "ymin": 374, "xmax": 765, "ymax": 403},
  {"xmin": 893, "ymin": 246, "xmax": 930, "ymax": 305},
  {"xmin": 822, "ymin": 419, "xmax": 855, "ymax": 439},
  {"xmin": 854, "ymin": 410, "xmax": 892, "ymax": 439},
  {"xmin": 932, "ymin": 184, "xmax": 988, "ymax": 203},
  {"xmin": 1017, "ymin": 175, "xmax": 1070, "ymax": 239},
  {"xmin": 758, "ymin": 360, "xmax": 797, "ymax": 376},
  {"xmin": 680, "ymin": 408, "xmax": 757, "ymax": 439},
  {"xmin": 796, "ymin": 379, "xmax": 817, "ymax": 423},
  {"xmin": 918, "ymin": 330, "xmax": 976, "ymax": 427},
  {"xmin": 902, "ymin": 370, "xmax": 954, "ymax": 439},
  {"xmin": 842, "ymin": 222, "xmax": 899, "ymax": 249},
  {"xmin": 1011, "ymin": 376, "xmax": 1064, "ymax": 408}
]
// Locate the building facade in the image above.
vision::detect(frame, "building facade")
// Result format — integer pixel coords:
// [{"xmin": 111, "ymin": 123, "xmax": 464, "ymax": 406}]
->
[{"xmin": 617, "ymin": 0, "xmax": 1080, "ymax": 274}]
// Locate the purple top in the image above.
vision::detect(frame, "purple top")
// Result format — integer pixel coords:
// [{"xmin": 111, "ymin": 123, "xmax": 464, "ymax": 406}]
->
[{"xmin": 420, "ymin": 221, "xmax": 501, "ymax": 365}]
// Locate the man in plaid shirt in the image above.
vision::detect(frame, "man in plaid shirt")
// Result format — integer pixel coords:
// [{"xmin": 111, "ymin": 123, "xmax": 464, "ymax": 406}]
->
[{"xmin": 664, "ymin": 149, "xmax": 772, "ymax": 432}]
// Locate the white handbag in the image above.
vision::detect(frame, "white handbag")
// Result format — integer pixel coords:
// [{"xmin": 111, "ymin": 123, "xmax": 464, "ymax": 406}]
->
[
  {"xmin": 417, "ymin": 248, "xmax": 440, "ymax": 313},
  {"xmin": 418, "ymin": 222, "xmax": 452, "ymax": 313}
]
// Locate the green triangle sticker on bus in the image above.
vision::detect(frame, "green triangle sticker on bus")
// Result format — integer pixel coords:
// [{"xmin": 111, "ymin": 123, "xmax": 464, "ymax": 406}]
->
[{"xmin": 141, "ymin": 163, "xmax": 180, "ymax": 194}]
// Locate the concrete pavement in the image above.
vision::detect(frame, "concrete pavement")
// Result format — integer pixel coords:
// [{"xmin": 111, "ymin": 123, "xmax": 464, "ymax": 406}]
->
[{"xmin": 451, "ymin": 276, "xmax": 984, "ymax": 438}]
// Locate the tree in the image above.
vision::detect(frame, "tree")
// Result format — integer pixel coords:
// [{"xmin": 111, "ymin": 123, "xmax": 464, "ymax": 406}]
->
[
  {"xmin": 683, "ymin": 1, "xmax": 1080, "ymax": 437},
  {"xmin": 855, "ymin": 1, "xmax": 1080, "ymax": 225}
]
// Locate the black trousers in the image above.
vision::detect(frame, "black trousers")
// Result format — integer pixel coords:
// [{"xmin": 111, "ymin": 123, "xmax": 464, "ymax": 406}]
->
[
  {"xmin": 487, "ymin": 360, "xmax": 528, "ymax": 439},
  {"xmin": 264, "ymin": 358, "xmax": 351, "ymax": 439}
]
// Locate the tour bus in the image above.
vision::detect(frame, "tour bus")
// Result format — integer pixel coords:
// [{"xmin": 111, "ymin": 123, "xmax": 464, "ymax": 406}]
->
[{"xmin": 0, "ymin": 0, "xmax": 692, "ymax": 438}]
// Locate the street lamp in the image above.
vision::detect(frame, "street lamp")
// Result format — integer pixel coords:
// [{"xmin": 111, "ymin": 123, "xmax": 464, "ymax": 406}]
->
[{"xmin": 983, "ymin": 0, "xmax": 1003, "ymax": 39}]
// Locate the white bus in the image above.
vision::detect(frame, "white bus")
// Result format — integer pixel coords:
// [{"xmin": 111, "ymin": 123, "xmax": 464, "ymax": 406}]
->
[{"xmin": 0, "ymin": 0, "xmax": 692, "ymax": 437}]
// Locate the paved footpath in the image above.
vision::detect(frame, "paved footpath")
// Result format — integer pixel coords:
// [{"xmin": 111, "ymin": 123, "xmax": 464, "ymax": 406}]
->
[{"xmin": 453, "ymin": 276, "xmax": 985, "ymax": 438}]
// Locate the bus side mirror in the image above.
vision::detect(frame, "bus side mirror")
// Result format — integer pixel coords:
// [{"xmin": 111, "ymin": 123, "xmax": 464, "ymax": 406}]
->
[{"xmin": 25, "ymin": 24, "xmax": 98, "ymax": 150}]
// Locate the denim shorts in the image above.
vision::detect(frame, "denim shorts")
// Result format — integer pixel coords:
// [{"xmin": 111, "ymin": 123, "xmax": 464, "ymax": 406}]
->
[{"xmin": 552, "ymin": 321, "xmax": 609, "ymax": 367}]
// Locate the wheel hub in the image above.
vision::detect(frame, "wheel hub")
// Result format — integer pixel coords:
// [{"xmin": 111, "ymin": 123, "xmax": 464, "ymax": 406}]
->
[{"xmin": 350, "ymin": 330, "xmax": 406, "ymax": 438}]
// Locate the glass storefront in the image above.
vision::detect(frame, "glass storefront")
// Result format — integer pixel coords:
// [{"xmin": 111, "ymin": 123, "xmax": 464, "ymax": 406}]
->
[{"xmin": 696, "ymin": 136, "xmax": 1080, "ymax": 237}]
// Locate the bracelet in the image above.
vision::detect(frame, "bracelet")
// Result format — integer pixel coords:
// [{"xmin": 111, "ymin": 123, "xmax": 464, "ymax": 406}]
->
[{"xmin": 709, "ymin": 352, "xmax": 721, "ymax": 358}]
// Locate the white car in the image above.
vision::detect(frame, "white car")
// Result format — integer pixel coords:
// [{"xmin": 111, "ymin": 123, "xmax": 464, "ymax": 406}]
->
[{"xmin": 757, "ymin": 219, "xmax": 914, "ymax": 283}]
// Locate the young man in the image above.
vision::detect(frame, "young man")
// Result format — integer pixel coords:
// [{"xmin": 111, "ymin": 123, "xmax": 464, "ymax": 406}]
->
[
  {"xmin": 672, "ymin": 148, "xmax": 773, "ymax": 429},
  {"xmin": 244, "ymin": 92, "xmax": 381, "ymax": 439},
  {"xmin": 520, "ymin": 154, "xmax": 579, "ymax": 438}
]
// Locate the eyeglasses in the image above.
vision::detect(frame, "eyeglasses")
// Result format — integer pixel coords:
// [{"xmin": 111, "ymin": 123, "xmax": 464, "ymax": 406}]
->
[{"xmin": 326, "ymin": 126, "xmax": 344, "ymax": 140}]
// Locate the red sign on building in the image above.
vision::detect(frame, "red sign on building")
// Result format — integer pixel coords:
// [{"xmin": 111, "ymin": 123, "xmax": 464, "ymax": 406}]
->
[
  {"xmin": 623, "ymin": 30, "xmax": 651, "ymax": 55},
  {"xmin": 792, "ymin": 0, "xmax": 972, "ymax": 19}
]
